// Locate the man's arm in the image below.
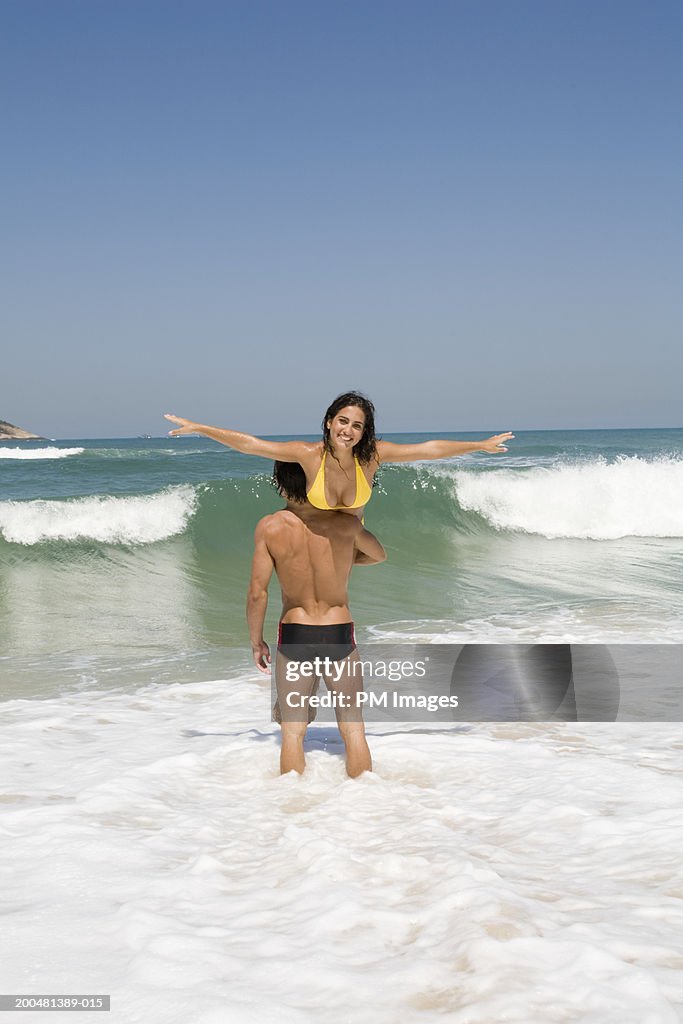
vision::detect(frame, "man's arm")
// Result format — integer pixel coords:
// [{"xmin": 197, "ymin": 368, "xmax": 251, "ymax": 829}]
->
[
  {"xmin": 353, "ymin": 525, "xmax": 387, "ymax": 566},
  {"xmin": 247, "ymin": 519, "xmax": 275, "ymax": 673}
]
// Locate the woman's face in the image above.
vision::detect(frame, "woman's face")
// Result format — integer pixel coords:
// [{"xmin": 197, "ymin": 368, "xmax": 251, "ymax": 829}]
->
[{"xmin": 326, "ymin": 405, "xmax": 366, "ymax": 451}]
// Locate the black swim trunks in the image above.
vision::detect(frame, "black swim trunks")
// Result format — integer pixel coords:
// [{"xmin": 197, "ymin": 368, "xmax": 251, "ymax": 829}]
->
[
  {"xmin": 273, "ymin": 622, "xmax": 359, "ymax": 724},
  {"xmin": 277, "ymin": 621, "xmax": 356, "ymax": 661}
]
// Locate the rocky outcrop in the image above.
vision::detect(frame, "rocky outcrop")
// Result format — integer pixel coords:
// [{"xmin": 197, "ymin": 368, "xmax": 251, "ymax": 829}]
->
[{"xmin": 0, "ymin": 419, "xmax": 45, "ymax": 440}]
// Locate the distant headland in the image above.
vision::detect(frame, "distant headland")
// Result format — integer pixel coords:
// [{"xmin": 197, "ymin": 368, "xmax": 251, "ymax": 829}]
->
[{"xmin": 0, "ymin": 419, "xmax": 45, "ymax": 440}]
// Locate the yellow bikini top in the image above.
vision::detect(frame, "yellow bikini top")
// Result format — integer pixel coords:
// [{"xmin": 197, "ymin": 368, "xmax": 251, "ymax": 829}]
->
[{"xmin": 307, "ymin": 451, "xmax": 373, "ymax": 511}]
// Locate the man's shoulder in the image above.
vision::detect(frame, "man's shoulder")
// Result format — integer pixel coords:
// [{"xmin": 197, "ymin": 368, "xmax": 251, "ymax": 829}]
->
[{"xmin": 255, "ymin": 509, "xmax": 303, "ymax": 539}]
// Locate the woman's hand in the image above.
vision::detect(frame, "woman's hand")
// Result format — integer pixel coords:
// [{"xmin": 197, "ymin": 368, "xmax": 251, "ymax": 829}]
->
[
  {"xmin": 481, "ymin": 432, "xmax": 515, "ymax": 453},
  {"xmin": 165, "ymin": 414, "xmax": 200, "ymax": 436}
]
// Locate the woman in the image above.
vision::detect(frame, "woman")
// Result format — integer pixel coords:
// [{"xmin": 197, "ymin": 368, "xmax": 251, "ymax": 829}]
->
[{"xmin": 165, "ymin": 392, "xmax": 513, "ymax": 517}]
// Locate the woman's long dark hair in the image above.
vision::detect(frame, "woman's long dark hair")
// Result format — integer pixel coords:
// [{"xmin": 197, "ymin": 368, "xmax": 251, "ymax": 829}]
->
[{"xmin": 273, "ymin": 391, "xmax": 379, "ymax": 502}]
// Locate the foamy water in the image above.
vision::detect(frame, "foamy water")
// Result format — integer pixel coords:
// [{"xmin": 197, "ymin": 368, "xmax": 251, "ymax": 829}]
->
[
  {"xmin": 0, "ymin": 446, "xmax": 85, "ymax": 460},
  {"xmin": 1, "ymin": 676, "xmax": 682, "ymax": 1023},
  {"xmin": 369, "ymin": 603, "xmax": 683, "ymax": 644},
  {"xmin": 453, "ymin": 456, "xmax": 683, "ymax": 539},
  {"xmin": 0, "ymin": 486, "xmax": 197, "ymax": 545}
]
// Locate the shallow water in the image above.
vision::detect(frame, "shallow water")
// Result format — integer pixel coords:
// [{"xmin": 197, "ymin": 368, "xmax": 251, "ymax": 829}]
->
[{"xmin": 1, "ymin": 677, "xmax": 681, "ymax": 1023}]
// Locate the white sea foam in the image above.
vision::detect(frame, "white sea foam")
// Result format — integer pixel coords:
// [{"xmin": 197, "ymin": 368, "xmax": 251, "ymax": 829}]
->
[
  {"xmin": 1, "ymin": 677, "xmax": 681, "ymax": 1022},
  {"xmin": 367, "ymin": 601, "xmax": 683, "ymax": 644},
  {"xmin": 0, "ymin": 446, "xmax": 85, "ymax": 460},
  {"xmin": 0, "ymin": 485, "xmax": 197, "ymax": 545},
  {"xmin": 453, "ymin": 456, "xmax": 683, "ymax": 539}
]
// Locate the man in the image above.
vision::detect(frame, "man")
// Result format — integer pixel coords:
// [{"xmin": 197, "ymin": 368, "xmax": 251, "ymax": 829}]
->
[{"xmin": 247, "ymin": 504, "xmax": 386, "ymax": 777}]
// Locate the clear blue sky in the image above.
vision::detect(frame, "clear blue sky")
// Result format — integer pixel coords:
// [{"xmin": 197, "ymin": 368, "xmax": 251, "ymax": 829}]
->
[{"xmin": 2, "ymin": 0, "xmax": 681, "ymax": 437}]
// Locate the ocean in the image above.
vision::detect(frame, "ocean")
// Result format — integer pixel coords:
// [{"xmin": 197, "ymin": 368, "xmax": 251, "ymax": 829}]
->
[
  {"xmin": 1, "ymin": 428, "xmax": 682, "ymax": 700},
  {"xmin": 2, "ymin": 429, "xmax": 682, "ymax": 1023}
]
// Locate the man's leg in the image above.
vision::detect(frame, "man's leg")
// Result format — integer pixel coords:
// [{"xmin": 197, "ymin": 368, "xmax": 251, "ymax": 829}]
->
[
  {"xmin": 274, "ymin": 648, "xmax": 316, "ymax": 774},
  {"xmin": 280, "ymin": 720, "xmax": 308, "ymax": 775},
  {"xmin": 325, "ymin": 650, "xmax": 372, "ymax": 778},
  {"xmin": 337, "ymin": 720, "xmax": 372, "ymax": 778}
]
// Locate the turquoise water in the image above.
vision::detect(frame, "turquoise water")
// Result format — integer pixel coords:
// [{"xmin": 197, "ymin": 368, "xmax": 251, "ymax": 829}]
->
[{"xmin": 2, "ymin": 429, "xmax": 683, "ymax": 699}]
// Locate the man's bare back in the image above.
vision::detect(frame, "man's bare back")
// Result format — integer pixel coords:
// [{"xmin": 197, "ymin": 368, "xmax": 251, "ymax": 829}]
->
[
  {"xmin": 247, "ymin": 504, "xmax": 385, "ymax": 776},
  {"xmin": 253, "ymin": 506, "xmax": 378, "ymax": 625}
]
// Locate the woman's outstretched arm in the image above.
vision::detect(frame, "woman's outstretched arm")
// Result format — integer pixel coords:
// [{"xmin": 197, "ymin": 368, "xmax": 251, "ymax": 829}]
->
[
  {"xmin": 164, "ymin": 414, "xmax": 317, "ymax": 463},
  {"xmin": 377, "ymin": 432, "xmax": 514, "ymax": 463}
]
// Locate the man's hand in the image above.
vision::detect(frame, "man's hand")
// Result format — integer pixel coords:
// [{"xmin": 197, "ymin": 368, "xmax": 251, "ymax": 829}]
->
[
  {"xmin": 165, "ymin": 414, "xmax": 200, "ymax": 436},
  {"xmin": 481, "ymin": 432, "xmax": 515, "ymax": 453},
  {"xmin": 252, "ymin": 641, "xmax": 271, "ymax": 674}
]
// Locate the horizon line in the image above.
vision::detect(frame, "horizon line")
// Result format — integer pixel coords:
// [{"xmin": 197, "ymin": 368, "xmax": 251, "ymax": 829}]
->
[{"xmin": 4, "ymin": 425, "xmax": 683, "ymax": 442}]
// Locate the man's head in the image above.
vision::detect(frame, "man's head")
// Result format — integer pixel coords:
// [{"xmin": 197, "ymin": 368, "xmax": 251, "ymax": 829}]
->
[{"xmin": 272, "ymin": 460, "xmax": 308, "ymax": 502}]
